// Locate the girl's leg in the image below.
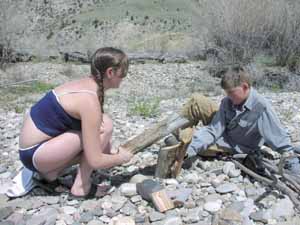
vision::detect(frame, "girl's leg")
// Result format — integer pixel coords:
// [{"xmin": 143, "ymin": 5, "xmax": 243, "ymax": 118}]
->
[{"xmin": 33, "ymin": 114, "xmax": 113, "ymax": 196}]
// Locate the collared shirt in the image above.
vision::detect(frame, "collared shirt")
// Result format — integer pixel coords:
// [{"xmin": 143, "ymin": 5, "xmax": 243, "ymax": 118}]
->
[{"xmin": 187, "ymin": 88, "xmax": 293, "ymax": 157}]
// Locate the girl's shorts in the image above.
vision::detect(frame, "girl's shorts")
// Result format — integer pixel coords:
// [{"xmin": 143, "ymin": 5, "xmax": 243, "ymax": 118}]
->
[{"xmin": 19, "ymin": 142, "xmax": 46, "ymax": 172}]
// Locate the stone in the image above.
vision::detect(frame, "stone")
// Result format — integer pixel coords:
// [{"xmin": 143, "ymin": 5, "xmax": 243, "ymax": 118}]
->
[
  {"xmin": 79, "ymin": 212, "xmax": 94, "ymax": 223},
  {"xmin": 149, "ymin": 211, "xmax": 165, "ymax": 222},
  {"xmin": 80, "ymin": 199, "xmax": 99, "ymax": 211},
  {"xmin": 0, "ymin": 207, "xmax": 13, "ymax": 221},
  {"xmin": 219, "ymin": 208, "xmax": 243, "ymax": 222},
  {"xmin": 120, "ymin": 183, "xmax": 137, "ymax": 197},
  {"xmin": 216, "ymin": 183, "xmax": 237, "ymax": 194},
  {"xmin": 0, "ymin": 194, "xmax": 8, "ymax": 206},
  {"xmin": 61, "ymin": 206, "xmax": 77, "ymax": 215},
  {"xmin": 185, "ymin": 172, "xmax": 199, "ymax": 184},
  {"xmin": 134, "ymin": 214, "xmax": 146, "ymax": 223},
  {"xmin": 163, "ymin": 216, "xmax": 182, "ymax": 225},
  {"xmin": 228, "ymin": 169, "xmax": 241, "ymax": 178},
  {"xmin": 223, "ymin": 162, "xmax": 235, "ymax": 174},
  {"xmin": 87, "ymin": 220, "xmax": 104, "ymax": 225},
  {"xmin": 164, "ymin": 179, "xmax": 179, "ymax": 186},
  {"xmin": 204, "ymin": 200, "xmax": 222, "ymax": 213},
  {"xmin": 42, "ymin": 196, "xmax": 60, "ymax": 205},
  {"xmin": 198, "ymin": 161, "xmax": 210, "ymax": 171},
  {"xmin": 183, "ymin": 208, "xmax": 201, "ymax": 223},
  {"xmin": 271, "ymin": 197, "xmax": 295, "ymax": 219},
  {"xmin": 250, "ymin": 210, "xmax": 272, "ymax": 223},
  {"xmin": 130, "ymin": 195, "xmax": 142, "ymax": 203},
  {"xmin": 111, "ymin": 216, "xmax": 135, "ymax": 225},
  {"xmin": 120, "ymin": 202, "xmax": 137, "ymax": 216},
  {"xmin": 6, "ymin": 212, "xmax": 24, "ymax": 225},
  {"xmin": 129, "ymin": 174, "xmax": 150, "ymax": 184}
]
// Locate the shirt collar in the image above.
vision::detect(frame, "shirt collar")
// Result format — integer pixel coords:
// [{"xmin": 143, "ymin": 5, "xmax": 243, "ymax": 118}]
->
[{"xmin": 242, "ymin": 88, "xmax": 255, "ymax": 111}]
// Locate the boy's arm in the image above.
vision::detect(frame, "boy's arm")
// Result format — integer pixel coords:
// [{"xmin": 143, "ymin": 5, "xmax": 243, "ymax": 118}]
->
[{"xmin": 258, "ymin": 103, "xmax": 294, "ymax": 153}]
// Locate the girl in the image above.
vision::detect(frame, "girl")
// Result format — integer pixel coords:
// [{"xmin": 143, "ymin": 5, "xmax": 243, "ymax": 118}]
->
[{"xmin": 18, "ymin": 47, "xmax": 133, "ymax": 198}]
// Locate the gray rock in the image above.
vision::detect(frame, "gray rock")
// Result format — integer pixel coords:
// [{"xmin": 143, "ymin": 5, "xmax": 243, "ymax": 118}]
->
[
  {"xmin": 0, "ymin": 194, "xmax": 9, "ymax": 206},
  {"xmin": 129, "ymin": 174, "xmax": 150, "ymax": 184},
  {"xmin": 216, "ymin": 183, "xmax": 237, "ymax": 194},
  {"xmin": 250, "ymin": 210, "xmax": 272, "ymax": 223},
  {"xmin": 183, "ymin": 208, "xmax": 202, "ymax": 223},
  {"xmin": 149, "ymin": 211, "xmax": 165, "ymax": 222},
  {"xmin": 91, "ymin": 207, "xmax": 103, "ymax": 217},
  {"xmin": 61, "ymin": 206, "xmax": 77, "ymax": 215},
  {"xmin": 87, "ymin": 220, "xmax": 105, "ymax": 225},
  {"xmin": 223, "ymin": 162, "xmax": 236, "ymax": 175},
  {"xmin": 0, "ymin": 207, "xmax": 13, "ymax": 221},
  {"xmin": 41, "ymin": 196, "xmax": 60, "ymax": 205},
  {"xmin": 0, "ymin": 221, "xmax": 14, "ymax": 225},
  {"xmin": 6, "ymin": 212, "xmax": 25, "ymax": 225},
  {"xmin": 79, "ymin": 212, "xmax": 94, "ymax": 223},
  {"xmin": 271, "ymin": 197, "xmax": 295, "ymax": 219},
  {"xmin": 184, "ymin": 172, "xmax": 199, "ymax": 184},
  {"xmin": 198, "ymin": 161, "xmax": 211, "ymax": 171},
  {"xmin": 80, "ymin": 199, "xmax": 99, "ymax": 211},
  {"xmin": 134, "ymin": 214, "xmax": 146, "ymax": 223},
  {"xmin": 120, "ymin": 202, "xmax": 137, "ymax": 216},
  {"xmin": 163, "ymin": 216, "xmax": 182, "ymax": 225}
]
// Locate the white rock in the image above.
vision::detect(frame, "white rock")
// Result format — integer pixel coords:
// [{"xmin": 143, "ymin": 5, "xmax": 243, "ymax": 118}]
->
[
  {"xmin": 223, "ymin": 162, "xmax": 235, "ymax": 175},
  {"xmin": 120, "ymin": 183, "xmax": 137, "ymax": 196},
  {"xmin": 204, "ymin": 200, "xmax": 222, "ymax": 213},
  {"xmin": 110, "ymin": 216, "xmax": 135, "ymax": 225},
  {"xmin": 61, "ymin": 206, "xmax": 77, "ymax": 215}
]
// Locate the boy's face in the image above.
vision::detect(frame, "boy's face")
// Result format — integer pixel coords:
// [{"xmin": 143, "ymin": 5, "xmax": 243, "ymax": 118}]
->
[{"xmin": 225, "ymin": 82, "xmax": 250, "ymax": 106}]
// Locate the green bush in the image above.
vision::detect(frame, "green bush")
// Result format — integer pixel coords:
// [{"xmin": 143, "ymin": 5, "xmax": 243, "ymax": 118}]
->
[{"xmin": 128, "ymin": 97, "xmax": 160, "ymax": 118}]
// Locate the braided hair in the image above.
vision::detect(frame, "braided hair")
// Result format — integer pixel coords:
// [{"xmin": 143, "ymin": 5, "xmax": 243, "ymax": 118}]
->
[{"xmin": 90, "ymin": 47, "xmax": 129, "ymax": 113}]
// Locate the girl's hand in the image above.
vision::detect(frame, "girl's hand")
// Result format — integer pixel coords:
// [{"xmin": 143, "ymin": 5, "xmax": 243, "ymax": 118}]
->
[{"xmin": 117, "ymin": 146, "xmax": 134, "ymax": 164}]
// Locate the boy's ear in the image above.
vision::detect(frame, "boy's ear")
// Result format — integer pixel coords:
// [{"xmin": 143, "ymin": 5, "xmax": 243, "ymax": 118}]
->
[{"xmin": 242, "ymin": 82, "xmax": 250, "ymax": 91}]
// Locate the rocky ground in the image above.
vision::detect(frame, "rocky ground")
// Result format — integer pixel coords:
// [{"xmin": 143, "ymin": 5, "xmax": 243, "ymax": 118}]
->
[{"xmin": 1, "ymin": 62, "xmax": 300, "ymax": 225}]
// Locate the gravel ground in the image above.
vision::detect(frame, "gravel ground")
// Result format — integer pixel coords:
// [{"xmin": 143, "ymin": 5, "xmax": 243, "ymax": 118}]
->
[{"xmin": 1, "ymin": 62, "xmax": 300, "ymax": 225}]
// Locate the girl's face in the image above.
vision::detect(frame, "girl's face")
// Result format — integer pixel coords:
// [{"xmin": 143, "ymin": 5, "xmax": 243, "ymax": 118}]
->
[{"xmin": 106, "ymin": 67, "xmax": 125, "ymax": 88}]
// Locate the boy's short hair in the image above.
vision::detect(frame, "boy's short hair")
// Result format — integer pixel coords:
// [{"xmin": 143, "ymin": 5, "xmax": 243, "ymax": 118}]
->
[{"xmin": 221, "ymin": 66, "xmax": 252, "ymax": 89}]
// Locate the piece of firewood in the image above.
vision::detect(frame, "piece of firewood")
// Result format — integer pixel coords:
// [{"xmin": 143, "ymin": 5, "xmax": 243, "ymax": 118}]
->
[
  {"xmin": 151, "ymin": 189, "xmax": 175, "ymax": 212},
  {"xmin": 155, "ymin": 143, "xmax": 180, "ymax": 178},
  {"xmin": 121, "ymin": 113, "xmax": 192, "ymax": 154}
]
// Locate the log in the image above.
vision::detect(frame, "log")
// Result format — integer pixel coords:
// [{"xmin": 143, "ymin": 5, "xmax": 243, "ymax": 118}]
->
[
  {"xmin": 151, "ymin": 189, "xmax": 175, "ymax": 212},
  {"xmin": 121, "ymin": 113, "xmax": 192, "ymax": 154},
  {"xmin": 155, "ymin": 143, "xmax": 180, "ymax": 178}
]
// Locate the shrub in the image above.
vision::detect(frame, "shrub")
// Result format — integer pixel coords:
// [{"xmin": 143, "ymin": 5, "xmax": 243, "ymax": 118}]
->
[
  {"xmin": 201, "ymin": 0, "xmax": 300, "ymax": 68},
  {"xmin": 128, "ymin": 97, "xmax": 160, "ymax": 118}
]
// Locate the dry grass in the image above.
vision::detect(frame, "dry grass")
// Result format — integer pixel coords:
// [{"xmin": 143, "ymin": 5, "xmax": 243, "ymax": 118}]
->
[{"xmin": 201, "ymin": 0, "xmax": 300, "ymax": 70}]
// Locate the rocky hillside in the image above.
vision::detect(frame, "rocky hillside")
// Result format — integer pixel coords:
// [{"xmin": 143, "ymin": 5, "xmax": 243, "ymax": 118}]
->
[{"xmin": 1, "ymin": 0, "xmax": 204, "ymax": 61}]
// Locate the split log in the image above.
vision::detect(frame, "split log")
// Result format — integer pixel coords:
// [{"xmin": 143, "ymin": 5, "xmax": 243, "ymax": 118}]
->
[
  {"xmin": 151, "ymin": 189, "xmax": 175, "ymax": 212},
  {"xmin": 155, "ymin": 143, "xmax": 180, "ymax": 178},
  {"xmin": 121, "ymin": 113, "xmax": 192, "ymax": 154}
]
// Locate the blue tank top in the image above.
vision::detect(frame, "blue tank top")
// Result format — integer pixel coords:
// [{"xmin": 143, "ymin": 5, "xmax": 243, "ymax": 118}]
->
[{"xmin": 30, "ymin": 90, "xmax": 82, "ymax": 137}]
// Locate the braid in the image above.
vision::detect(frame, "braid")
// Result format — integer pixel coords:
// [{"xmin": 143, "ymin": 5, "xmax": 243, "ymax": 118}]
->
[{"xmin": 90, "ymin": 47, "xmax": 129, "ymax": 114}]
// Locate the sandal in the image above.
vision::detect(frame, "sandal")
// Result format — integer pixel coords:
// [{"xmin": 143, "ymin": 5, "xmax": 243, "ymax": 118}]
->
[{"xmin": 67, "ymin": 183, "xmax": 115, "ymax": 201}]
